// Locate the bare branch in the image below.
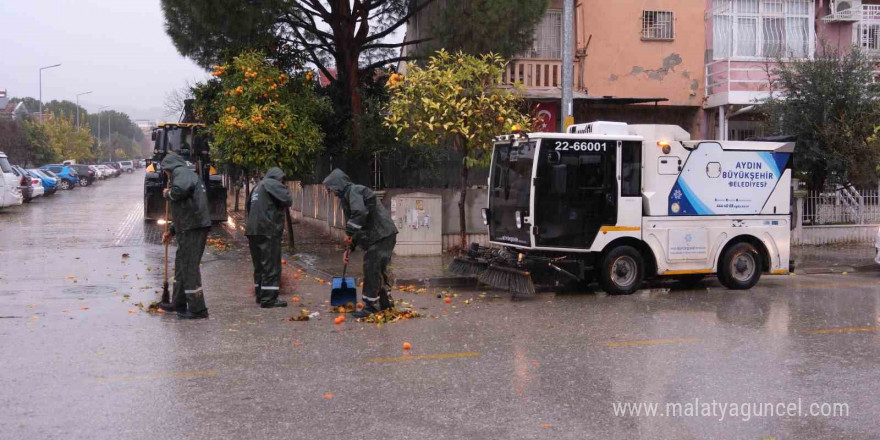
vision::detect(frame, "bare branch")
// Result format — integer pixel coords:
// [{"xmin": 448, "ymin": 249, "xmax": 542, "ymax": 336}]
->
[
  {"xmin": 365, "ymin": 0, "xmax": 436, "ymax": 43},
  {"xmin": 363, "ymin": 37, "xmax": 432, "ymax": 51}
]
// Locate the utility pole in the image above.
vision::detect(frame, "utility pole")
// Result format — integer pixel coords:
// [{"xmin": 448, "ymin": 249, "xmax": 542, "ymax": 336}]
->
[
  {"xmin": 561, "ymin": 0, "xmax": 574, "ymax": 132},
  {"xmin": 75, "ymin": 91, "xmax": 92, "ymax": 127},
  {"xmin": 39, "ymin": 64, "xmax": 61, "ymax": 122},
  {"xmin": 98, "ymin": 105, "xmax": 109, "ymax": 159}
]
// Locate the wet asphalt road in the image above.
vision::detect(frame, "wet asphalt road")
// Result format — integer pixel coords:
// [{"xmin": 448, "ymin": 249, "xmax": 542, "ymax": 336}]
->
[{"xmin": 1, "ymin": 171, "xmax": 879, "ymax": 440}]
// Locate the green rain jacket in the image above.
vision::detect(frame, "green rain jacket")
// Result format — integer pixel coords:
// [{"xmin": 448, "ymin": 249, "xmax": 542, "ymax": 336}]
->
[
  {"xmin": 322, "ymin": 169, "xmax": 397, "ymax": 250},
  {"xmin": 161, "ymin": 154, "xmax": 211, "ymax": 232},
  {"xmin": 246, "ymin": 167, "xmax": 293, "ymax": 237}
]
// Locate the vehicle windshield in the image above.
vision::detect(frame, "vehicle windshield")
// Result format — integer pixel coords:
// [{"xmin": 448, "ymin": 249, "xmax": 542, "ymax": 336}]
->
[
  {"xmin": 487, "ymin": 140, "xmax": 535, "ymax": 246},
  {"xmin": 0, "ymin": 157, "xmax": 11, "ymax": 173}
]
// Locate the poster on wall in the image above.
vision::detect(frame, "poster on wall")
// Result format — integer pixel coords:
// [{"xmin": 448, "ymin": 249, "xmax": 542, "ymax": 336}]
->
[
  {"xmin": 668, "ymin": 142, "xmax": 791, "ymax": 216},
  {"xmin": 533, "ymin": 102, "xmax": 558, "ymax": 133}
]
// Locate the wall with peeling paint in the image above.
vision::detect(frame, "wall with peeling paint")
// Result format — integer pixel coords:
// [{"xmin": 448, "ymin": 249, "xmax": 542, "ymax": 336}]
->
[{"xmin": 577, "ymin": 0, "xmax": 706, "ymax": 107}]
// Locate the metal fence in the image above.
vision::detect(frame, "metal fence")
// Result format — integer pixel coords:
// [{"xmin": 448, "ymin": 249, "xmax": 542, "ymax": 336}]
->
[{"xmin": 802, "ymin": 187, "xmax": 880, "ymax": 225}]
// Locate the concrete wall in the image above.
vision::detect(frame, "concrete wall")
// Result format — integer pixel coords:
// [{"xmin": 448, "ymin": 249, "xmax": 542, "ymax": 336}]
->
[
  {"xmin": 579, "ymin": 0, "xmax": 707, "ymax": 107},
  {"xmin": 290, "ymin": 182, "xmax": 490, "ymax": 252}
]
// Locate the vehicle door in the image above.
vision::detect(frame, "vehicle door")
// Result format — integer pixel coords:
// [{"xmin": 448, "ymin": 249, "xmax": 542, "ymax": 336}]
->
[{"xmin": 534, "ymin": 138, "xmax": 618, "ymax": 249}]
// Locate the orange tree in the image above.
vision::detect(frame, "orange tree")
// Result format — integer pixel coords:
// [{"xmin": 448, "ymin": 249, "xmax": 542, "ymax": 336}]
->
[
  {"xmin": 384, "ymin": 50, "xmax": 532, "ymax": 249},
  {"xmin": 207, "ymin": 50, "xmax": 327, "ymax": 177}
]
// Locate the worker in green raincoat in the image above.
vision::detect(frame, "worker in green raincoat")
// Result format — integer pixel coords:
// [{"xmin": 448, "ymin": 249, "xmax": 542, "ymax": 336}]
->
[
  {"xmin": 246, "ymin": 167, "xmax": 292, "ymax": 308},
  {"xmin": 160, "ymin": 153, "xmax": 212, "ymax": 319},
  {"xmin": 322, "ymin": 169, "xmax": 398, "ymax": 318}
]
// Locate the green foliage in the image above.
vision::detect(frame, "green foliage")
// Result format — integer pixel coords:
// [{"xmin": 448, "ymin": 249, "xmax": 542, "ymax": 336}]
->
[
  {"xmin": 206, "ymin": 50, "xmax": 328, "ymax": 178},
  {"xmin": 760, "ymin": 44, "xmax": 880, "ymax": 190},
  {"xmin": 384, "ymin": 50, "xmax": 532, "ymax": 168},
  {"xmin": 0, "ymin": 120, "xmax": 33, "ymax": 165},
  {"xmin": 21, "ymin": 120, "xmax": 58, "ymax": 165},
  {"xmin": 425, "ymin": 0, "xmax": 548, "ymax": 58},
  {"xmin": 42, "ymin": 113, "xmax": 94, "ymax": 163}
]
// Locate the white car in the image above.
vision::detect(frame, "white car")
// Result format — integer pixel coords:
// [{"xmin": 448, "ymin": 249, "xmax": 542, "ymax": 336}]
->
[
  {"xmin": 97, "ymin": 165, "xmax": 115, "ymax": 178},
  {"xmin": 118, "ymin": 161, "xmax": 134, "ymax": 173},
  {"xmin": 0, "ymin": 152, "xmax": 23, "ymax": 208},
  {"xmin": 89, "ymin": 165, "xmax": 104, "ymax": 180}
]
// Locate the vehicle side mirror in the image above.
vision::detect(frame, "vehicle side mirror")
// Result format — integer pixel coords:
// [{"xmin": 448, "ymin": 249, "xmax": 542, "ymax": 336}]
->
[{"xmin": 551, "ymin": 164, "xmax": 567, "ymax": 195}]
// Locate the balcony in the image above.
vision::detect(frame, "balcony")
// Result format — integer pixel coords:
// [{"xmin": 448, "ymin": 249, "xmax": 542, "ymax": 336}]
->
[
  {"xmin": 503, "ymin": 59, "xmax": 562, "ymax": 88},
  {"xmin": 704, "ymin": 59, "xmax": 776, "ymax": 108},
  {"xmin": 822, "ymin": 4, "xmax": 880, "ymax": 22}
]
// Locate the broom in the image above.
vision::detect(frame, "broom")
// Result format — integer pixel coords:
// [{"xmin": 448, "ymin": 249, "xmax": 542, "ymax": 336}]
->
[
  {"xmin": 448, "ymin": 256, "xmax": 488, "ymax": 276},
  {"xmin": 158, "ymin": 181, "xmax": 173, "ymax": 311},
  {"xmin": 478, "ymin": 264, "xmax": 535, "ymax": 296}
]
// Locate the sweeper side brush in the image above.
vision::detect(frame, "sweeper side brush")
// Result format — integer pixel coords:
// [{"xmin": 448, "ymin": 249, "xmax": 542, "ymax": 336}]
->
[
  {"xmin": 478, "ymin": 264, "xmax": 536, "ymax": 296},
  {"xmin": 448, "ymin": 257, "xmax": 488, "ymax": 276}
]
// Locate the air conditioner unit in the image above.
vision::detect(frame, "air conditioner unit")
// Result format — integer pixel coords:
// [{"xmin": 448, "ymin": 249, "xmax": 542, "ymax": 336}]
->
[{"xmin": 835, "ymin": 0, "xmax": 861, "ymax": 14}]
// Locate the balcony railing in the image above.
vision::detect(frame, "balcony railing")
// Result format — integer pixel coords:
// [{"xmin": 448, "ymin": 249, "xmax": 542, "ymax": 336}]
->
[
  {"xmin": 822, "ymin": 4, "xmax": 880, "ymax": 22},
  {"xmin": 503, "ymin": 59, "xmax": 562, "ymax": 88},
  {"xmin": 705, "ymin": 59, "xmax": 777, "ymax": 107}
]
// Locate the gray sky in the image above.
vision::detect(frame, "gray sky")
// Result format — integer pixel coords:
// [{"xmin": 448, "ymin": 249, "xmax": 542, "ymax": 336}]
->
[{"xmin": 0, "ymin": 0, "xmax": 208, "ymax": 122}]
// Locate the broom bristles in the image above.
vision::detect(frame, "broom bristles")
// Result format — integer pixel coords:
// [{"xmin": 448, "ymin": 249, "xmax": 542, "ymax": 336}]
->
[
  {"xmin": 478, "ymin": 264, "xmax": 536, "ymax": 295},
  {"xmin": 449, "ymin": 257, "xmax": 488, "ymax": 276}
]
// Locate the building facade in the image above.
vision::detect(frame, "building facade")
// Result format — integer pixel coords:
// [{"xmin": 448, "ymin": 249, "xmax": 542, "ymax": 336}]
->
[{"xmin": 402, "ymin": 0, "xmax": 870, "ymax": 140}]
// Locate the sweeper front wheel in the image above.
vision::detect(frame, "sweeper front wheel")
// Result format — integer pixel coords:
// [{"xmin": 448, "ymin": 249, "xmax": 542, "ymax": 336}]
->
[{"xmin": 599, "ymin": 245, "xmax": 644, "ymax": 295}]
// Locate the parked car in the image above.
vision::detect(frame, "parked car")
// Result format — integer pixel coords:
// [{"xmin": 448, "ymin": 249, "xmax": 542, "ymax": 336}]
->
[
  {"xmin": 96, "ymin": 164, "xmax": 114, "ymax": 178},
  {"xmin": 0, "ymin": 153, "xmax": 23, "ymax": 208},
  {"xmin": 29, "ymin": 168, "xmax": 58, "ymax": 195},
  {"xmin": 87, "ymin": 165, "xmax": 102, "ymax": 180},
  {"xmin": 11, "ymin": 166, "xmax": 43, "ymax": 202},
  {"xmin": 69, "ymin": 164, "xmax": 96, "ymax": 186},
  {"xmin": 40, "ymin": 165, "xmax": 79, "ymax": 190},
  {"xmin": 103, "ymin": 162, "xmax": 122, "ymax": 177},
  {"xmin": 118, "ymin": 160, "xmax": 134, "ymax": 173}
]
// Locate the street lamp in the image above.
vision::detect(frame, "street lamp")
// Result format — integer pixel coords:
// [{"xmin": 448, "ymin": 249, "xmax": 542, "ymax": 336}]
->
[
  {"xmin": 75, "ymin": 91, "xmax": 92, "ymax": 127},
  {"xmin": 98, "ymin": 105, "xmax": 109, "ymax": 161},
  {"xmin": 39, "ymin": 63, "xmax": 61, "ymax": 122}
]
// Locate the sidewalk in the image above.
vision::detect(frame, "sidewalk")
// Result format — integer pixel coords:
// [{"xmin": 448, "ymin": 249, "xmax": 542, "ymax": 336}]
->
[
  {"xmin": 225, "ymin": 206, "xmax": 472, "ymax": 287},
  {"xmin": 224, "ymin": 192, "xmax": 879, "ymax": 284}
]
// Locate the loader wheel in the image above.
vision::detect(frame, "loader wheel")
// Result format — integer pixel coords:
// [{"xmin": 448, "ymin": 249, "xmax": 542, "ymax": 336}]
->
[
  {"xmin": 599, "ymin": 245, "xmax": 644, "ymax": 295},
  {"xmin": 718, "ymin": 242, "xmax": 762, "ymax": 290}
]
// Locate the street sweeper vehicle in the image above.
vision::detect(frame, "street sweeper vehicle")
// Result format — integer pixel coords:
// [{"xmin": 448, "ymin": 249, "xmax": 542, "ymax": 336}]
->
[{"xmin": 452, "ymin": 121, "xmax": 794, "ymax": 295}]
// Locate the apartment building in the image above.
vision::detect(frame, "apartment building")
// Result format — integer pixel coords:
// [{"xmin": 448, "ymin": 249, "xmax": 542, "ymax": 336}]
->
[{"xmin": 402, "ymin": 0, "xmax": 871, "ymax": 139}]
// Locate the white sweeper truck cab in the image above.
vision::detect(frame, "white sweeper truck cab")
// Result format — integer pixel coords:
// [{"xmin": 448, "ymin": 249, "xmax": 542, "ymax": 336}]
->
[{"xmin": 451, "ymin": 121, "xmax": 794, "ymax": 295}]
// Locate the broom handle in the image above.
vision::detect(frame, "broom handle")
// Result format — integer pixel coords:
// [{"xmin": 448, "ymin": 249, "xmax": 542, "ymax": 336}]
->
[{"xmin": 163, "ymin": 181, "xmax": 169, "ymax": 284}]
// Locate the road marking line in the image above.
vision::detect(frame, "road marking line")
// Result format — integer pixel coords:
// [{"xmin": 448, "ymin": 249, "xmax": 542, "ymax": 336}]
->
[
  {"xmin": 602, "ymin": 338, "xmax": 701, "ymax": 348},
  {"xmin": 792, "ymin": 281, "xmax": 878, "ymax": 289},
  {"xmin": 368, "ymin": 352, "xmax": 480, "ymax": 363},
  {"xmin": 97, "ymin": 370, "xmax": 218, "ymax": 382},
  {"xmin": 804, "ymin": 326, "xmax": 880, "ymax": 335}
]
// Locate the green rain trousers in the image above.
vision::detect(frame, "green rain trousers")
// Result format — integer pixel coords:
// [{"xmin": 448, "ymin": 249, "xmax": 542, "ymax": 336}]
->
[
  {"xmin": 173, "ymin": 227, "xmax": 210, "ymax": 315},
  {"xmin": 361, "ymin": 234, "xmax": 397, "ymax": 309},
  {"xmin": 248, "ymin": 235, "xmax": 282, "ymax": 305}
]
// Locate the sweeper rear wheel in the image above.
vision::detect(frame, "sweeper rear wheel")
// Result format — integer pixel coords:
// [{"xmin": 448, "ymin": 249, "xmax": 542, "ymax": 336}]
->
[{"xmin": 599, "ymin": 245, "xmax": 644, "ymax": 295}]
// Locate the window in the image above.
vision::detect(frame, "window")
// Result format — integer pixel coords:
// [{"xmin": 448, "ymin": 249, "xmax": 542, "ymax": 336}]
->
[
  {"xmin": 712, "ymin": 0, "xmax": 813, "ymax": 59},
  {"xmin": 621, "ymin": 141, "xmax": 642, "ymax": 197},
  {"xmin": 524, "ymin": 10, "xmax": 562, "ymax": 58},
  {"xmin": 642, "ymin": 11, "xmax": 674, "ymax": 40}
]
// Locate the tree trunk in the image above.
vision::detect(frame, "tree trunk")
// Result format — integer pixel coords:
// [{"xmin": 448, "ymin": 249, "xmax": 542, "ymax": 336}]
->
[
  {"xmin": 244, "ymin": 171, "xmax": 250, "ymax": 213},
  {"xmin": 458, "ymin": 142, "xmax": 468, "ymax": 250},
  {"xmin": 347, "ymin": 57, "xmax": 363, "ymax": 152}
]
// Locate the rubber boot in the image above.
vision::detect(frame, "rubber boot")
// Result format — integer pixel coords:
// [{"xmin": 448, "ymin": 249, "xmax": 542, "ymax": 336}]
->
[
  {"xmin": 178, "ymin": 289, "xmax": 208, "ymax": 319},
  {"xmin": 378, "ymin": 288, "xmax": 393, "ymax": 311},
  {"xmin": 352, "ymin": 300, "xmax": 381, "ymax": 319},
  {"xmin": 157, "ymin": 302, "xmax": 176, "ymax": 312},
  {"xmin": 260, "ymin": 299, "xmax": 288, "ymax": 308}
]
